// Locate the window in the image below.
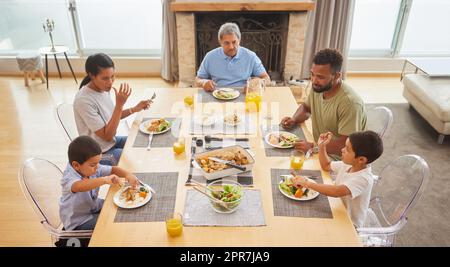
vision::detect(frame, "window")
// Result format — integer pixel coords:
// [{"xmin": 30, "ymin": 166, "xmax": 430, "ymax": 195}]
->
[
  {"xmin": 0, "ymin": 0, "xmax": 76, "ymax": 54},
  {"xmin": 400, "ymin": 0, "xmax": 450, "ymax": 55},
  {"xmin": 0, "ymin": 0, "xmax": 162, "ymax": 56},
  {"xmin": 75, "ymin": 0, "xmax": 162, "ymax": 55},
  {"xmin": 349, "ymin": 0, "xmax": 402, "ymax": 56},
  {"xmin": 350, "ymin": 0, "xmax": 450, "ymax": 57}
]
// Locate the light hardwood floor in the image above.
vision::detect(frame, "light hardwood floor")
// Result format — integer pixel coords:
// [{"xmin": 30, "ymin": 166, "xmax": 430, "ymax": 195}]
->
[{"xmin": 0, "ymin": 74, "xmax": 405, "ymax": 246}]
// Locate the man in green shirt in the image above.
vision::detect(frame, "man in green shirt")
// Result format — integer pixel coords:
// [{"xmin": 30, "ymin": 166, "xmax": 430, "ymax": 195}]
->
[{"xmin": 281, "ymin": 48, "xmax": 366, "ymax": 158}]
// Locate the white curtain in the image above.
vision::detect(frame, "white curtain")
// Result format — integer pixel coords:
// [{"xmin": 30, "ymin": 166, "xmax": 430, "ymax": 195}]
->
[
  {"xmin": 300, "ymin": 0, "xmax": 355, "ymax": 79},
  {"xmin": 161, "ymin": 0, "xmax": 178, "ymax": 81}
]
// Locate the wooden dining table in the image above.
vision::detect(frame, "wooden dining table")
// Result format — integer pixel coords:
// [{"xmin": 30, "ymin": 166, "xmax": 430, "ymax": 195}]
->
[{"xmin": 89, "ymin": 86, "xmax": 361, "ymax": 247}]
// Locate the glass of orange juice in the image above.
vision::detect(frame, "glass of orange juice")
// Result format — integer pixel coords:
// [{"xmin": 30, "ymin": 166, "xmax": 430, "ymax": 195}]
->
[
  {"xmin": 166, "ymin": 212, "xmax": 183, "ymax": 237},
  {"xmin": 173, "ymin": 137, "xmax": 185, "ymax": 154},
  {"xmin": 290, "ymin": 150, "xmax": 305, "ymax": 170}
]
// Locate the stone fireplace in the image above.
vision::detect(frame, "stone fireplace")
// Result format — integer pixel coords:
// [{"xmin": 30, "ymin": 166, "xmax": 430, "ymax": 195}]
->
[{"xmin": 171, "ymin": 1, "xmax": 315, "ymax": 86}]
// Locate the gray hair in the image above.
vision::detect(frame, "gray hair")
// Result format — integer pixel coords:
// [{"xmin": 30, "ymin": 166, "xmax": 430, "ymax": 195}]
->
[{"xmin": 218, "ymin": 22, "xmax": 241, "ymax": 42}]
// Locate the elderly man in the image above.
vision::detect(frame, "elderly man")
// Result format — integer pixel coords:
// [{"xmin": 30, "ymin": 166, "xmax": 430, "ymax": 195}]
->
[
  {"xmin": 280, "ymin": 48, "xmax": 367, "ymax": 158},
  {"xmin": 195, "ymin": 22, "xmax": 271, "ymax": 91}
]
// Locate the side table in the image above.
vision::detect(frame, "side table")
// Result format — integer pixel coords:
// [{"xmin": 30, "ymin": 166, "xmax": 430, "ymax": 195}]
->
[{"xmin": 38, "ymin": 45, "xmax": 78, "ymax": 89}]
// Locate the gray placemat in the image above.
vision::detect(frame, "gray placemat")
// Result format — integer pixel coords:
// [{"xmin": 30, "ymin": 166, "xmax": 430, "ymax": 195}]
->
[
  {"xmin": 183, "ymin": 189, "xmax": 265, "ymax": 226},
  {"xmin": 133, "ymin": 118, "xmax": 182, "ymax": 148},
  {"xmin": 185, "ymin": 137, "xmax": 254, "ymax": 186},
  {"xmin": 261, "ymin": 125, "xmax": 306, "ymax": 157},
  {"xmin": 114, "ymin": 172, "xmax": 178, "ymax": 222},
  {"xmin": 270, "ymin": 168, "xmax": 333, "ymax": 218},
  {"xmin": 189, "ymin": 113, "xmax": 256, "ymax": 135},
  {"xmin": 197, "ymin": 87, "xmax": 245, "ymax": 103}
]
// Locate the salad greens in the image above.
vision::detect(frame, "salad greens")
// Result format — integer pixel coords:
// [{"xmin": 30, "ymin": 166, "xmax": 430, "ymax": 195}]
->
[
  {"xmin": 158, "ymin": 120, "xmax": 171, "ymax": 132},
  {"xmin": 210, "ymin": 184, "xmax": 242, "ymax": 202}
]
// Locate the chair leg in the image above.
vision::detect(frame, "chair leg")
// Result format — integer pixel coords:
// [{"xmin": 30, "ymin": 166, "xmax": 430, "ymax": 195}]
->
[
  {"xmin": 23, "ymin": 71, "xmax": 29, "ymax": 87},
  {"xmin": 37, "ymin": 69, "xmax": 46, "ymax": 83},
  {"xmin": 437, "ymin": 134, "xmax": 445, "ymax": 144}
]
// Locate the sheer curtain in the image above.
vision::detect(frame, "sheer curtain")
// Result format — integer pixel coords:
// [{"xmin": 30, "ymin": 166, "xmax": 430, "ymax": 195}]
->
[
  {"xmin": 161, "ymin": 0, "xmax": 178, "ymax": 81},
  {"xmin": 300, "ymin": 0, "xmax": 355, "ymax": 79}
]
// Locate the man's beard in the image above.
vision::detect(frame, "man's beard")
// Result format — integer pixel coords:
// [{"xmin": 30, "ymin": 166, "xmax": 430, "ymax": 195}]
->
[{"xmin": 312, "ymin": 80, "xmax": 333, "ymax": 93}]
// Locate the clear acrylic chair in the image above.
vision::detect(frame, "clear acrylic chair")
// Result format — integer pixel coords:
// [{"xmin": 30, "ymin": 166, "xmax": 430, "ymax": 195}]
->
[
  {"xmin": 357, "ymin": 155, "xmax": 430, "ymax": 246},
  {"xmin": 55, "ymin": 102, "xmax": 128, "ymax": 166},
  {"xmin": 18, "ymin": 158, "xmax": 93, "ymax": 247},
  {"xmin": 366, "ymin": 106, "xmax": 394, "ymax": 139}
]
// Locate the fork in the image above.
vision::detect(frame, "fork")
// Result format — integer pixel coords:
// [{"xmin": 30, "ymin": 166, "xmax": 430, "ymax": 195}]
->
[{"xmin": 150, "ymin": 92, "xmax": 156, "ymax": 100}]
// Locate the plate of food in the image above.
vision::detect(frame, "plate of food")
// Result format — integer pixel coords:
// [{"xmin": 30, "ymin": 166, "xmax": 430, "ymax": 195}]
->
[
  {"xmin": 278, "ymin": 175, "xmax": 319, "ymax": 201},
  {"xmin": 212, "ymin": 88, "xmax": 240, "ymax": 100},
  {"xmin": 113, "ymin": 183, "xmax": 153, "ymax": 209},
  {"xmin": 139, "ymin": 118, "xmax": 171, "ymax": 135},
  {"xmin": 264, "ymin": 131, "xmax": 299, "ymax": 148},
  {"xmin": 223, "ymin": 113, "xmax": 242, "ymax": 127},
  {"xmin": 193, "ymin": 114, "xmax": 216, "ymax": 127}
]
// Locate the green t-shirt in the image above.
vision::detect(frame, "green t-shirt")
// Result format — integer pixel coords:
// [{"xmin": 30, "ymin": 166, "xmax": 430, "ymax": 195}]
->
[{"xmin": 304, "ymin": 82, "xmax": 367, "ymax": 143}]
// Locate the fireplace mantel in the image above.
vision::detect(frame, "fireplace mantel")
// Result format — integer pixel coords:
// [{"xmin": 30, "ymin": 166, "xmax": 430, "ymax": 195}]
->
[{"xmin": 170, "ymin": 1, "xmax": 315, "ymax": 12}]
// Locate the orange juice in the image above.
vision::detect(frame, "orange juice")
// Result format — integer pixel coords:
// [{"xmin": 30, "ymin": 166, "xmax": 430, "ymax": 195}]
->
[
  {"xmin": 245, "ymin": 92, "xmax": 262, "ymax": 112},
  {"xmin": 290, "ymin": 156, "xmax": 304, "ymax": 170},
  {"xmin": 166, "ymin": 218, "xmax": 183, "ymax": 237},
  {"xmin": 173, "ymin": 140, "xmax": 185, "ymax": 154}
]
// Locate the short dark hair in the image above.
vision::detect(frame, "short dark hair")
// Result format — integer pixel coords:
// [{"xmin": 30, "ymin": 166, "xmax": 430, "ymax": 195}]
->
[
  {"xmin": 312, "ymin": 48, "xmax": 343, "ymax": 73},
  {"xmin": 68, "ymin": 136, "xmax": 102, "ymax": 164},
  {"xmin": 349, "ymin": 130, "xmax": 383, "ymax": 164}
]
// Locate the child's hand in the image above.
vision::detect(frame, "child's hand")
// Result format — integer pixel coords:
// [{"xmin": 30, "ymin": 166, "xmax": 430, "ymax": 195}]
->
[
  {"xmin": 291, "ymin": 176, "xmax": 308, "ymax": 188},
  {"xmin": 294, "ymin": 140, "xmax": 313, "ymax": 152},
  {"xmin": 317, "ymin": 132, "xmax": 333, "ymax": 148},
  {"xmin": 126, "ymin": 175, "xmax": 139, "ymax": 189},
  {"xmin": 103, "ymin": 174, "xmax": 121, "ymax": 185}
]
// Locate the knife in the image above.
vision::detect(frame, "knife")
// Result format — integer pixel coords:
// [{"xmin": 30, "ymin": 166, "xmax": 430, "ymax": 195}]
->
[
  {"xmin": 146, "ymin": 132, "xmax": 153, "ymax": 151},
  {"xmin": 208, "ymin": 157, "xmax": 246, "ymax": 171}
]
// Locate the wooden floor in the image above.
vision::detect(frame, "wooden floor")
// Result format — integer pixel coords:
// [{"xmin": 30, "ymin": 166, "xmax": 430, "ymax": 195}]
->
[{"xmin": 0, "ymin": 74, "xmax": 406, "ymax": 246}]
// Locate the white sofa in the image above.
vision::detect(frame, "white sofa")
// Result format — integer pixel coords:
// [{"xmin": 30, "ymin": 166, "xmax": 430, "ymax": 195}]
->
[{"xmin": 403, "ymin": 74, "xmax": 450, "ymax": 144}]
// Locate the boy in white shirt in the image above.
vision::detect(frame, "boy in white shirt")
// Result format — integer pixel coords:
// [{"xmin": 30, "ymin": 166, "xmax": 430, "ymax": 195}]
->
[{"xmin": 293, "ymin": 130, "xmax": 383, "ymax": 228}]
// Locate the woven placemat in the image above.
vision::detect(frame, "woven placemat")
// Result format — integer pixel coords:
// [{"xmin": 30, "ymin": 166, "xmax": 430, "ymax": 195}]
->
[
  {"xmin": 114, "ymin": 172, "xmax": 178, "ymax": 222},
  {"xmin": 270, "ymin": 168, "xmax": 333, "ymax": 218},
  {"xmin": 189, "ymin": 113, "xmax": 256, "ymax": 135},
  {"xmin": 133, "ymin": 118, "xmax": 182, "ymax": 148},
  {"xmin": 183, "ymin": 189, "xmax": 265, "ymax": 226},
  {"xmin": 261, "ymin": 125, "xmax": 306, "ymax": 157},
  {"xmin": 197, "ymin": 88, "xmax": 246, "ymax": 103},
  {"xmin": 185, "ymin": 137, "xmax": 254, "ymax": 186}
]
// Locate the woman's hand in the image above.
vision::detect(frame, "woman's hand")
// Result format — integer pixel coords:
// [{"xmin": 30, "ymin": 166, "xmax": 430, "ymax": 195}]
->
[
  {"xmin": 113, "ymin": 83, "xmax": 132, "ymax": 108},
  {"xmin": 133, "ymin": 99, "xmax": 153, "ymax": 113},
  {"xmin": 318, "ymin": 132, "xmax": 333, "ymax": 148}
]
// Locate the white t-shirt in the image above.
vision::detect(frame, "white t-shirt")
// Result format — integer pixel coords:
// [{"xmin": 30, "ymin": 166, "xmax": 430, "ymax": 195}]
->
[
  {"xmin": 330, "ymin": 161, "xmax": 374, "ymax": 228},
  {"xmin": 73, "ymin": 85, "xmax": 116, "ymax": 152}
]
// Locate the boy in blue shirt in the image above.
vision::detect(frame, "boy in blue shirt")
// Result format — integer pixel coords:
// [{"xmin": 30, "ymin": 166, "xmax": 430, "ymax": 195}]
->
[{"xmin": 59, "ymin": 135, "xmax": 138, "ymax": 231}]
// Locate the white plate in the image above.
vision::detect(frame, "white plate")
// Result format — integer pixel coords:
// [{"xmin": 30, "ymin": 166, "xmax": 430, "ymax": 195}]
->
[
  {"xmin": 264, "ymin": 131, "xmax": 298, "ymax": 148},
  {"xmin": 194, "ymin": 115, "xmax": 216, "ymax": 127},
  {"xmin": 223, "ymin": 113, "xmax": 242, "ymax": 127},
  {"xmin": 139, "ymin": 119, "xmax": 171, "ymax": 135},
  {"xmin": 113, "ymin": 184, "xmax": 153, "ymax": 209},
  {"xmin": 212, "ymin": 88, "xmax": 240, "ymax": 100},
  {"xmin": 278, "ymin": 175, "xmax": 319, "ymax": 201}
]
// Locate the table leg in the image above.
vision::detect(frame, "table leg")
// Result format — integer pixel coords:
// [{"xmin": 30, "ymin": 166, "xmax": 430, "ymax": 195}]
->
[
  {"xmin": 23, "ymin": 72, "xmax": 29, "ymax": 87},
  {"xmin": 45, "ymin": 55, "xmax": 49, "ymax": 90},
  {"xmin": 54, "ymin": 54, "xmax": 62, "ymax": 78},
  {"xmin": 64, "ymin": 52, "xmax": 78, "ymax": 84}
]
